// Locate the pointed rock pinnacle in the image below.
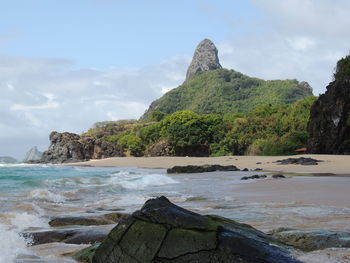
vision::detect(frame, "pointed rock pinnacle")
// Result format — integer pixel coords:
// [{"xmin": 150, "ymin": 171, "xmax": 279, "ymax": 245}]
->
[{"xmin": 185, "ymin": 39, "xmax": 222, "ymax": 81}]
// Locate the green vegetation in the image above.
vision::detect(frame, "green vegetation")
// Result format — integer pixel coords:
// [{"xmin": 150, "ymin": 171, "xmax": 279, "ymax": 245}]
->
[
  {"xmin": 84, "ymin": 96, "xmax": 316, "ymax": 157},
  {"xmin": 141, "ymin": 68, "xmax": 313, "ymax": 121},
  {"xmin": 334, "ymin": 55, "xmax": 350, "ymax": 80}
]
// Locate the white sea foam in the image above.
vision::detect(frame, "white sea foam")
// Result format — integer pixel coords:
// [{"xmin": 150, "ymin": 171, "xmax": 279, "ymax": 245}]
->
[
  {"xmin": 114, "ymin": 194, "xmax": 148, "ymax": 206},
  {"xmin": 0, "ymin": 223, "xmax": 29, "ymax": 263},
  {"xmin": 29, "ymin": 189, "xmax": 66, "ymax": 203},
  {"xmin": 0, "ymin": 212, "xmax": 47, "ymax": 263},
  {"xmin": 11, "ymin": 212, "xmax": 48, "ymax": 231},
  {"xmin": 115, "ymin": 174, "xmax": 178, "ymax": 190}
]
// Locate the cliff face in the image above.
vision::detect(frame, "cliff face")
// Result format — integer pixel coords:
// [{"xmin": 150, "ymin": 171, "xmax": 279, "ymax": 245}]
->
[
  {"xmin": 40, "ymin": 131, "xmax": 123, "ymax": 163},
  {"xmin": 308, "ymin": 55, "xmax": 350, "ymax": 154},
  {"xmin": 185, "ymin": 38, "xmax": 222, "ymax": 81}
]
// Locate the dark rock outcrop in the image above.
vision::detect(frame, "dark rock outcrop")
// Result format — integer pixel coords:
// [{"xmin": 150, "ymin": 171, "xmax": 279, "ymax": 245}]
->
[
  {"xmin": 24, "ymin": 225, "xmax": 115, "ymax": 246},
  {"xmin": 272, "ymin": 174, "xmax": 286, "ymax": 179},
  {"xmin": 91, "ymin": 196, "xmax": 300, "ymax": 263},
  {"xmin": 270, "ymin": 227, "xmax": 350, "ymax": 252},
  {"xmin": 241, "ymin": 174, "xmax": 267, "ymax": 180},
  {"xmin": 40, "ymin": 131, "xmax": 123, "ymax": 163},
  {"xmin": 23, "ymin": 146, "xmax": 42, "ymax": 162},
  {"xmin": 308, "ymin": 55, "xmax": 350, "ymax": 154},
  {"xmin": 49, "ymin": 212, "xmax": 128, "ymax": 227},
  {"xmin": 144, "ymin": 140, "xmax": 176, "ymax": 157},
  {"xmin": 274, "ymin": 157, "xmax": 321, "ymax": 165},
  {"xmin": 145, "ymin": 140, "xmax": 210, "ymax": 157},
  {"xmin": 167, "ymin": 164, "xmax": 239, "ymax": 173},
  {"xmin": 185, "ymin": 39, "xmax": 222, "ymax": 81}
]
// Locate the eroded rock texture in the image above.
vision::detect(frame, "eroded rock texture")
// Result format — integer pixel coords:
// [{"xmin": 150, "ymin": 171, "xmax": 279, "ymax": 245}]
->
[
  {"xmin": 185, "ymin": 38, "xmax": 222, "ymax": 81},
  {"xmin": 40, "ymin": 131, "xmax": 123, "ymax": 163},
  {"xmin": 92, "ymin": 196, "xmax": 300, "ymax": 263},
  {"xmin": 308, "ymin": 56, "xmax": 350, "ymax": 154}
]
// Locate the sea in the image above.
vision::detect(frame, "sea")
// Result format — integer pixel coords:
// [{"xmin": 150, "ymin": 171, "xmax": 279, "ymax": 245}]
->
[{"xmin": 0, "ymin": 164, "xmax": 350, "ymax": 262}]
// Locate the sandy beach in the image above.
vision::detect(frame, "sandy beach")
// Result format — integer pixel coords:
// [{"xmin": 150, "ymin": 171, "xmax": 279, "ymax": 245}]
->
[
  {"xmin": 67, "ymin": 154, "xmax": 350, "ymax": 210},
  {"xmin": 70, "ymin": 154, "xmax": 350, "ymax": 175}
]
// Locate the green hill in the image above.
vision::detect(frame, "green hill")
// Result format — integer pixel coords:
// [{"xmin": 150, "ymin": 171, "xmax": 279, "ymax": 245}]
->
[{"xmin": 141, "ymin": 68, "xmax": 313, "ymax": 121}]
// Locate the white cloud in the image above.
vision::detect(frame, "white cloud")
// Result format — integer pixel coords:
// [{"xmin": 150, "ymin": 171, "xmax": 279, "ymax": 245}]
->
[
  {"xmin": 0, "ymin": 55, "xmax": 189, "ymax": 159},
  {"xmin": 217, "ymin": 0, "xmax": 350, "ymax": 95},
  {"xmin": 2, "ymin": 0, "xmax": 349, "ymax": 159}
]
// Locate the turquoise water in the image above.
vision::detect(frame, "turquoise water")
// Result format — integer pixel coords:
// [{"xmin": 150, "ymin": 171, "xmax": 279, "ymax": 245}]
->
[{"xmin": 1, "ymin": 165, "xmax": 350, "ymax": 262}]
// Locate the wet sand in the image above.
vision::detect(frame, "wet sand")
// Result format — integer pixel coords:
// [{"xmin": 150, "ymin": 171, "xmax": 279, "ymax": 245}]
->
[
  {"xmin": 70, "ymin": 154, "xmax": 350, "ymax": 174},
  {"xmin": 232, "ymin": 175, "xmax": 350, "ymax": 208},
  {"xmin": 68, "ymin": 154, "xmax": 350, "ymax": 212}
]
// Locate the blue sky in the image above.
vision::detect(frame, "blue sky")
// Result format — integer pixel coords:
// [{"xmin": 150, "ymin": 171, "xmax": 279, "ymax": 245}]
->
[
  {"xmin": 1, "ymin": 0, "xmax": 263, "ymax": 68},
  {"xmin": 1, "ymin": 0, "xmax": 350, "ymax": 159}
]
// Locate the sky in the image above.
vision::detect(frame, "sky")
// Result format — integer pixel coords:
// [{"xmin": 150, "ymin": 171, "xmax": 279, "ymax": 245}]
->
[{"xmin": 1, "ymin": 0, "xmax": 350, "ymax": 160}]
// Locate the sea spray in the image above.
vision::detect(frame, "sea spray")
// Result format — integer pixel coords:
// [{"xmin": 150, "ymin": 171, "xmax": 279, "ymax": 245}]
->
[{"xmin": 0, "ymin": 212, "xmax": 48, "ymax": 263}]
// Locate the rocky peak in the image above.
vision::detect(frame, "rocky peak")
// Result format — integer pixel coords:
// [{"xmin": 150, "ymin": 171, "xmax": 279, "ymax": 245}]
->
[
  {"xmin": 23, "ymin": 146, "xmax": 42, "ymax": 162},
  {"xmin": 185, "ymin": 39, "xmax": 222, "ymax": 81}
]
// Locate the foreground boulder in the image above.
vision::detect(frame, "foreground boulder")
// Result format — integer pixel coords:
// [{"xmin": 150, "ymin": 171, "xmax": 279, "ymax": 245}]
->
[
  {"xmin": 40, "ymin": 131, "xmax": 123, "ymax": 163},
  {"xmin": 270, "ymin": 228, "xmax": 350, "ymax": 252},
  {"xmin": 91, "ymin": 196, "xmax": 300, "ymax": 263},
  {"xmin": 308, "ymin": 55, "xmax": 350, "ymax": 154},
  {"xmin": 167, "ymin": 164, "xmax": 239, "ymax": 173}
]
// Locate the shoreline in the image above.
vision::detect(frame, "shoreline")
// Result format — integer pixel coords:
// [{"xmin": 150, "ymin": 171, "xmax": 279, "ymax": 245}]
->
[{"xmin": 66, "ymin": 154, "xmax": 350, "ymax": 175}]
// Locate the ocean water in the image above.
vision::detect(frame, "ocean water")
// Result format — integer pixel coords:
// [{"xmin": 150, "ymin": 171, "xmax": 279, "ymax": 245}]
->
[{"xmin": 1, "ymin": 165, "xmax": 350, "ymax": 262}]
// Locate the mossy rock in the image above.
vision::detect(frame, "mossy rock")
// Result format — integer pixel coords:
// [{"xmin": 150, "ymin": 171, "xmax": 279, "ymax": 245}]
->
[
  {"xmin": 74, "ymin": 243, "xmax": 100, "ymax": 263},
  {"xmin": 90, "ymin": 196, "xmax": 300, "ymax": 263}
]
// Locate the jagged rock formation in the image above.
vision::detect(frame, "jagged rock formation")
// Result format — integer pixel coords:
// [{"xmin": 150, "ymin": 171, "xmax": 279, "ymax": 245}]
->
[
  {"xmin": 185, "ymin": 38, "xmax": 222, "ymax": 81},
  {"xmin": 0, "ymin": 156, "xmax": 17, "ymax": 163},
  {"xmin": 308, "ymin": 55, "xmax": 350, "ymax": 154},
  {"xmin": 40, "ymin": 131, "xmax": 123, "ymax": 163},
  {"xmin": 91, "ymin": 196, "xmax": 300, "ymax": 263},
  {"xmin": 23, "ymin": 146, "xmax": 42, "ymax": 162}
]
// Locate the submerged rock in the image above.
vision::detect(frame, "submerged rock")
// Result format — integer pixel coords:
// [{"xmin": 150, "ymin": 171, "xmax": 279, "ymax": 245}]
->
[
  {"xmin": 24, "ymin": 225, "xmax": 115, "ymax": 246},
  {"xmin": 272, "ymin": 174, "xmax": 286, "ymax": 179},
  {"xmin": 185, "ymin": 39, "xmax": 222, "ymax": 81},
  {"xmin": 167, "ymin": 164, "xmax": 239, "ymax": 173},
  {"xmin": 241, "ymin": 174, "xmax": 267, "ymax": 180},
  {"xmin": 91, "ymin": 196, "xmax": 300, "ymax": 263},
  {"xmin": 269, "ymin": 228, "xmax": 350, "ymax": 252}
]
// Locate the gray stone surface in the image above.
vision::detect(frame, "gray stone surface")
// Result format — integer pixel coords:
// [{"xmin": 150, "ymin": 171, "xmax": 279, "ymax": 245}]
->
[
  {"xmin": 40, "ymin": 131, "xmax": 123, "ymax": 163},
  {"xmin": 185, "ymin": 39, "xmax": 222, "ymax": 81},
  {"xmin": 91, "ymin": 196, "xmax": 300, "ymax": 263},
  {"xmin": 270, "ymin": 228, "xmax": 350, "ymax": 252},
  {"xmin": 23, "ymin": 146, "xmax": 42, "ymax": 162}
]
